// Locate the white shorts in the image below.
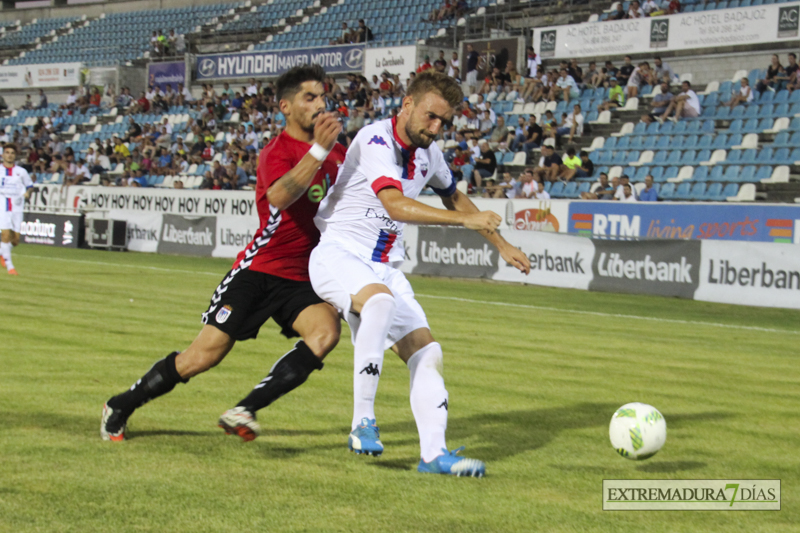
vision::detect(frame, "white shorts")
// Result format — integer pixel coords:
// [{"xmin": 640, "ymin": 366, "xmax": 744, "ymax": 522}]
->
[
  {"xmin": 466, "ymin": 70, "xmax": 478, "ymax": 88},
  {"xmin": 309, "ymin": 240, "xmax": 430, "ymax": 349},
  {"xmin": 0, "ymin": 210, "xmax": 22, "ymax": 233}
]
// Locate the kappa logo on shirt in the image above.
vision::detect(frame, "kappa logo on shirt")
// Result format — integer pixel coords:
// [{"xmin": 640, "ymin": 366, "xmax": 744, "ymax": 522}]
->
[{"xmin": 367, "ymin": 135, "xmax": 389, "ymax": 148}]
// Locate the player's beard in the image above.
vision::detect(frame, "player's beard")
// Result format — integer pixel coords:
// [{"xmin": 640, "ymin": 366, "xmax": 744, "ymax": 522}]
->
[
  {"xmin": 404, "ymin": 120, "xmax": 435, "ymax": 149},
  {"xmin": 301, "ymin": 110, "xmax": 323, "ymax": 134}
]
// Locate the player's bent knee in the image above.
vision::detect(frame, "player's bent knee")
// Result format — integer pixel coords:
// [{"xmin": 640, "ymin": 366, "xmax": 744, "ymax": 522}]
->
[
  {"xmin": 351, "ymin": 283, "xmax": 393, "ymax": 314},
  {"xmin": 304, "ymin": 325, "xmax": 340, "ymax": 357}
]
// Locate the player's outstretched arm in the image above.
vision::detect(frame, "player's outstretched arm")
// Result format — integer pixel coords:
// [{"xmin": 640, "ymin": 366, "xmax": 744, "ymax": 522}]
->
[
  {"xmin": 376, "ymin": 187, "xmax": 500, "ymax": 232},
  {"xmin": 441, "ymin": 190, "xmax": 531, "ymax": 274},
  {"xmin": 267, "ymin": 113, "xmax": 341, "ymax": 211}
]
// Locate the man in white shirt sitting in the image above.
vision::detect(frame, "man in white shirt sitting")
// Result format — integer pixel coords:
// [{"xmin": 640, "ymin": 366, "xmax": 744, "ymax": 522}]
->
[
  {"xmin": 659, "ymin": 80, "xmax": 701, "ymax": 122},
  {"xmin": 555, "ymin": 104, "xmax": 584, "ymax": 144}
]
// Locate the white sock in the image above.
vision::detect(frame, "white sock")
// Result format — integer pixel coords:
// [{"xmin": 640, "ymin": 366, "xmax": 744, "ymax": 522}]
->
[
  {"xmin": 408, "ymin": 342, "xmax": 448, "ymax": 462},
  {"xmin": 351, "ymin": 293, "xmax": 396, "ymax": 430},
  {"xmin": 0, "ymin": 242, "xmax": 13, "ymax": 271}
]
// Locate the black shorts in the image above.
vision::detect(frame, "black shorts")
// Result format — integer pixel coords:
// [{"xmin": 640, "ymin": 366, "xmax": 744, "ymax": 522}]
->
[{"xmin": 201, "ymin": 268, "xmax": 324, "ymax": 341}]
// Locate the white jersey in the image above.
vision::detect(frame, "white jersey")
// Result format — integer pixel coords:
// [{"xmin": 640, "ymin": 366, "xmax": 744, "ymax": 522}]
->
[
  {"xmin": 1, "ymin": 164, "xmax": 33, "ymax": 212},
  {"xmin": 315, "ymin": 117, "xmax": 456, "ymax": 264}
]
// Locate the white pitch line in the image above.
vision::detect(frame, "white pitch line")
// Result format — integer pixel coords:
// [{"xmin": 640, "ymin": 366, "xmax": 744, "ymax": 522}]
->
[
  {"xmin": 415, "ymin": 294, "xmax": 800, "ymax": 336},
  {"xmin": 22, "ymin": 254, "xmax": 800, "ymax": 336}
]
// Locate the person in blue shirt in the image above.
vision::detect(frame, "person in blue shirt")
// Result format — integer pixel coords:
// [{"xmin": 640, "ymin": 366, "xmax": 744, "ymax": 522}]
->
[
  {"xmin": 639, "ymin": 175, "xmax": 659, "ymax": 201},
  {"xmin": 231, "ymin": 93, "xmax": 244, "ymax": 109},
  {"xmin": 271, "ymin": 106, "xmax": 286, "ymax": 128}
]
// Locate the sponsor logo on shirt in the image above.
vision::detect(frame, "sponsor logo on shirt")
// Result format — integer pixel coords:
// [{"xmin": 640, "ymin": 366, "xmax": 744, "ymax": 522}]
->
[{"xmin": 367, "ymin": 135, "xmax": 389, "ymax": 148}]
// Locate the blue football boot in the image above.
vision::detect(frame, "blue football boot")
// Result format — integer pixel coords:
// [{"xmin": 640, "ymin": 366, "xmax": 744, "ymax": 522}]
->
[
  {"xmin": 348, "ymin": 417, "xmax": 384, "ymax": 456},
  {"xmin": 417, "ymin": 447, "xmax": 485, "ymax": 477}
]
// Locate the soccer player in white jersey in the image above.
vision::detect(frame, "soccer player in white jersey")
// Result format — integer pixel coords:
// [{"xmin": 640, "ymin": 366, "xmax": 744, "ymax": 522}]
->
[
  {"xmin": 310, "ymin": 70, "xmax": 531, "ymax": 477},
  {"xmin": 0, "ymin": 144, "xmax": 33, "ymax": 276}
]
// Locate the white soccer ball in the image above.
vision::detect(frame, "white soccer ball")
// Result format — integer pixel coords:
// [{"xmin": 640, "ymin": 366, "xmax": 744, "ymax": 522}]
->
[{"xmin": 609, "ymin": 402, "xmax": 666, "ymax": 460}]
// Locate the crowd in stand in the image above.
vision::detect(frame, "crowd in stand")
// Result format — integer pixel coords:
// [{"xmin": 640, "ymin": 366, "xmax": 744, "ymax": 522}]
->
[
  {"xmin": 330, "ymin": 19, "xmax": 373, "ymax": 44},
  {"xmin": 4, "ymin": 46, "xmax": 798, "ymax": 197},
  {"xmin": 150, "ymin": 28, "xmax": 187, "ymax": 57}
]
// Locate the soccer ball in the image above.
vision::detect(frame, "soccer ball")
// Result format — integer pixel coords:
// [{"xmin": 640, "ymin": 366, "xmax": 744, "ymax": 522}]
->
[{"xmin": 609, "ymin": 403, "xmax": 666, "ymax": 460}]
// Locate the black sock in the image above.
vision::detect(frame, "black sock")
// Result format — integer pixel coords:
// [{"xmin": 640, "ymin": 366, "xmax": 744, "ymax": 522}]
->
[
  {"xmin": 107, "ymin": 352, "xmax": 189, "ymax": 419},
  {"xmin": 237, "ymin": 341, "xmax": 323, "ymax": 413}
]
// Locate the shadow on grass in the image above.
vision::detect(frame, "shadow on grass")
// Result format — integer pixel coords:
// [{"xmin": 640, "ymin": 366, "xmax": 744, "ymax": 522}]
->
[
  {"xmin": 128, "ymin": 430, "xmax": 210, "ymax": 439},
  {"xmin": 636, "ymin": 461, "xmax": 706, "ymax": 473}
]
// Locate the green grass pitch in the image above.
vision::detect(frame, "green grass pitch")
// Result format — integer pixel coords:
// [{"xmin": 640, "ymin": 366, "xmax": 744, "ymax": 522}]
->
[{"xmin": 1, "ymin": 245, "xmax": 799, "ymax": 532}]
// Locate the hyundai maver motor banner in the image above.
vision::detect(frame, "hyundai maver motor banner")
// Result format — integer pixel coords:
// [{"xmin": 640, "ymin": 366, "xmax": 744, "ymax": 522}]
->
[{"xmin": 195, "ymin": 44, "xmax": 365, "ymax": 80}]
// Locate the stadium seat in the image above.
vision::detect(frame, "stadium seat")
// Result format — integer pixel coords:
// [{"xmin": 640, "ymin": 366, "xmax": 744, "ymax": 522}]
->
[{"xmin": 659, "ymin": 182, "xmax": 676, "ymax": 201}]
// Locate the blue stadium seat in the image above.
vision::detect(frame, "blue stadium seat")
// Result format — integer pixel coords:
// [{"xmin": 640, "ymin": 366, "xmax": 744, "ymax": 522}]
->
[
  {"xmin": 688, "ymin": 182, "xmax": 707, "ymax": 200},
  {"xmin": 738, "ymin": 165, "xmax": 757, "ymax": 182},
  {"xmin": 755, "ymin": 166, "xmax": 773, "ymax": 182},
  {"xmin": 659, "ymin": 182, "xmax": 676, "ymax": 200},
  {"xmin": 693, "ymin": 166, "xmax": 709, "ymax": 181},
  {"xmin": 721, "ymin": 165, "xmax": 741, "ymax": 182},
  {"xmin": 550, "ymin": 181, "xmax": 565, "ymax": 198},
  {"xmin": 662, "ymin": 166, "xmax": 680, "ymax": 182},
  {"xmin": 702, "ymin": 182, "xmax": 724, "ymax": 201},
  {"xmin": 673, "ymin": 182, "xmax": 693, "ymax": 200}
]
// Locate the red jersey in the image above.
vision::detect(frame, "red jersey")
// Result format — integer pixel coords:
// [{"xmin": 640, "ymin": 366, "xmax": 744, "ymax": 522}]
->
[{"xmin": 232, "ymin": 131, "xmax": 346, "ymax": 281}]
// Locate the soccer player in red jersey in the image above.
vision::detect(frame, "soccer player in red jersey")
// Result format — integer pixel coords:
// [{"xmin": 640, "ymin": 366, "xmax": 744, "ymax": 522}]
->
[{"xmin": 102, "ymin": 65, "xmax": 347, "ymax": 442}]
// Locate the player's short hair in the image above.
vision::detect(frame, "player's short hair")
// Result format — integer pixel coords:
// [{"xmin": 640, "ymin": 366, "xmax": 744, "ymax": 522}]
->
[
  {"xmin": 3, "ymin": 143, "xmax": 17, "ymax": 153},
  {"xmin": 275, "ymin": 64, "xmax": 325, "ymax": 103},
  {"xmin": 407, "ymin": 69, "xmax": 463, "ymax": 110}
]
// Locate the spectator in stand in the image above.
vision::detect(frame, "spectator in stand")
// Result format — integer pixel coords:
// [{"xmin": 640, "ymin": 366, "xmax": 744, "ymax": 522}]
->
[
  {"xmin": 354, "ymin": 19, "xmax": 373, "ymax": 42},
  {"xmin": 724, "ymin": 77, "xmax": 753, "ymax": 109},
  {"xmin": 658, "ymin": 80, "xmax": 700, "ymax": 122},
  {"xmin": 554, "ymin": 103, "xmax": 584, "ymax": 145},
  {"xmin": 488, "ymin": 116, "xmax": 507, "ymax": 146},
  {"xmin": 448, "ymin": 52, "xmax": 460, "ymax": 77},
  {"xmin": 563, "ymin": 149, "xmax": 594, "ymax": 181},
  {"xmin": 37, "ymin": 89, "xmax": 48, "ymax": 110},
  {"xmin": 617, "ymin": 56, "xmax": 635, "ymax": 87},
  {"xmin": 626, "ymin": 62, "xmax": 653, "ymax": 99},
  {"xmin": 429, "ymin": 0, "xmax": 455, "ymax": 21},
  {"xmin": 521, "ymin": 47, "xmax": 542, "ymax": 97},
  {"xmin": 64, "ymin": 88, "xmax": 78, "ymax": 110},
  {"xmin": 582, "ymin": 173, "xmax": 616, "ymax": 199},
  {"xmin": 560, "ymin": 148, "xmax": 582, "ymax": 182},
  {"xmin": 519, "ymin": 170, "xmax": 550, "ymax": 200},
  {"xmin": 756, "ymin": 54, "xmax": 785, "ymax": 93},
  {"xmin": 465, "ymin": 44, "xmax": 480, "ymax": 94},
  {"xmin": 550, "ymin": 68, "xmax": 580, "ymax": 103},
  {"xmin": 788, "ymin": 66, "xmax": 800, "ymax": 92},
  {"xmin": 131, "ymin": 91, "xmax": 150, "ymax": 114},
  {"xmin": 478, "ymin": 110, "xmax": 494, "ymax": 139},
  {"xmin": 597, "ymin": 77, "xmax": 625, "ymax": 112},
  {"xmin": 645, "ymin": 81, "xmax": 673, "ymax": 120},
  {"xmin": 619, "ymin": 183, "xmax": 637, "ymax": 202},
  {"xmin": 112, "ymin": 136, "xmax": 130, "ymax": 162},
  {"xmin": 639, "ymin": 175, "xmax": 659, "ymax": 201},
  {"xmin": 615, "ymin": 175, "xmax": 637, "ymax": 201},
  {"xmin": 643, "ymin": 0, "xmax": 662, "ymax": 16},
  {"xmin": 653, "ymin": 56, "xmax": 678, "ymax": 84},
  {"xmin": 611, "ymin": 3, "xmax": 626, "ymax": 19},
  {"xmin": 417, "ymin": 55, "xmax": 433, "ymax": 73},
  {"xmin": 471, "ymin": 140, "xmax": 497, "ymax": 192},
  {"xmin": 627, "ymin": 0, "xmax": 645, "ymax": 17},
  {"xmin": 533, "ymin": 144, "xmax": 562, "ymax": 183},
  {"xmin": 448, "ymin": 146, "xmax": 468, "ymax": 182},
  {"xmin": 568, "ymin": 59, "xmax": 583, "ymax": 88},
  {"xmin": 776, "ymin": 53, "xmax": 798, "ymax": 90},
  {"xmin": 485, "ymin": 171, "xmax": 519, "ymax": 199},
  {"xmin": 666, "ymin": 0, "xmax": 681, "ymax": 12},
  {"xmin": 583, "ymin": 62, "xmax": 599, "ymax": 88},
  {"xmin": 334, "ymin": 22, "xmax": 351, "ymax": 44}
]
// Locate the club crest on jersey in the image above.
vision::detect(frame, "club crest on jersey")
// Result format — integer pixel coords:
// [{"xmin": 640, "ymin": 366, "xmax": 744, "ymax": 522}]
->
[
  {"xmin": 367, "ymin": 135, "xmax": 389, "ymax": 148},
  {"xmin": 420, "ymin": 163, "xmax": 429, "ymax": 177},
  {"xmin": 216, "ymin": 305, "xmax": 233, "ymax": 324}
]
